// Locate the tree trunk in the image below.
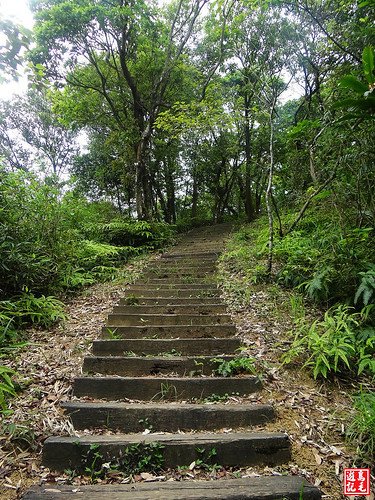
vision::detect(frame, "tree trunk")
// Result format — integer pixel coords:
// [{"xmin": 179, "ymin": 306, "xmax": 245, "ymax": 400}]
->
[
  {"xmin": 266, "ymin": 97, "xmax": 277, "ymax": 276},
  {"xmin": 191, "ymin": 167, "xmax": 199, "ymax": 219},
  {"xmin": 244, "ymin": 93, "xmax": 255, "ymax": 221}
]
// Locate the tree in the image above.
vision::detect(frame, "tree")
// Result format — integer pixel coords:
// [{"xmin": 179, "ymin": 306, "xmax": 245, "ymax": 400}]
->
[
  {"xmin": 0, "ymin": 90, "xmax": 78, "ymax": 176},
  {"xmin": 30, "ymin": 0, "xmax": 209, "ymax": 219}
]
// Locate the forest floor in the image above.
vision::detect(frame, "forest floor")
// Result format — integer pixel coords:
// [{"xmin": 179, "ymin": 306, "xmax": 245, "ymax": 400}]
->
[{"xmin": 0, "ymin": 239, "xmax": 374, "ymax": 499}]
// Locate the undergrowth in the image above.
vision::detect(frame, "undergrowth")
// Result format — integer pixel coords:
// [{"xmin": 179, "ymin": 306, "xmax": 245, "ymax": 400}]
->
[
  {"xmin": 220, "ymin": 215, "xmax": 375, "ymax": 462},
  {"xmin": 347, "ymin": 390, "xmax": 375, "ymax": 465}
]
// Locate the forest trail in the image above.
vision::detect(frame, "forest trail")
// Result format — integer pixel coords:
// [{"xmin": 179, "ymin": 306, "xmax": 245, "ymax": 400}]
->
[{"xmin": 23, "ymin": 224, "xmax": 321, "ymax": 499}]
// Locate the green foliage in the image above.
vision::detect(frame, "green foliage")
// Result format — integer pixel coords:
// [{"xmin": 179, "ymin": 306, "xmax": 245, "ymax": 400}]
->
[
  {"xmin": 0, "ymin": 365, "xmax": 16, "ymax": 412},
  {"xmin": 80, "ymin": 441, "xmax": 165, "ymax": 482},
  {"xmin": 0, "ymin": 293, "xmax": 66, "ymax": 329},
  {"xmin": 89, "ymin": 220, "xmax": 175, "ymax": 249},
  {"xmin": 355, "ymin": 264, "xmax": 375, "ymax": 306},
  {"xmin": 335, "ymin": 46, "xmax": 375, "ymax": 120},
  {"xmin": 283, "ymin": 305, "xmax": 375, "ymax": 379},
  {"xmin": 212, "ymin": 357, "xmax": 256, "ymax": 377},
  {"xmin": 347, "ymin": 390, "xmax": 375, "ymax": 463},
  {"xmin": 194, "ymin": 447, "xmax": 220, "ymax": 472}
]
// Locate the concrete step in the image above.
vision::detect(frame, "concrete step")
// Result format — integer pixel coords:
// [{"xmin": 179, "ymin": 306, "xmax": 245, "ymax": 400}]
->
[
  {"xmin": 101, "ymin": 324, "xmax": 236, "ymax": 339},
  {"xmin": 144, "ymin": 267, "xmax": 216, "ymax": 276},
  {"xmin": 82, "ymin": 355, "xmax": 235, "ymax": 376},
  {"xmin": 73, "ymin": 376, "xmax": 261, "ymax": 400},
  {"xmin": 151, "ymin": 259, "xmax": 217, "ymax": 268},
  {"xmin": 119, "ymin": 297, "xmax": 221, "ymax": 305},
  {"xmin": 23, "ymin": 476, "xmax": 322, "ymax": 499},
  {"xmin": 124, "ymin": 283, "xmax": 218, "ymax": 289},
  {"xmin": 92, "ymin": 338, "xmax": 241, "ymax": 356},
  {"xmin": 112, "ymin": 304, "xmax": 228, "ymax": 315},
  {"xmin": 106, "ymin": 313, "xmax": 232, "ymax": 326},
  {"xmin": 161, "ymin": 252, "xmax": 219, "ymax": 259},
  {"xmin": 62, "ymin": 401, "xmax": 275, "ymax": 432},
  {"xmin": 138, "ymin": 278, "xmax": 216, "ymax": 285},
  {"xmin": 42, "ymin": 432, "xmax": 291, "ymax": 472},
  {"xmin": 120, "ymin": 288, "xmax": 220, "ymax": 298}
]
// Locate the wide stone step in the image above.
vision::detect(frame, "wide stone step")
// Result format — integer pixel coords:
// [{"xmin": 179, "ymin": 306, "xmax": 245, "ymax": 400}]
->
[
  {"xmin": 42, "ymin": 432, "xmax": 291, "ymax": 472},
  {"xmin": 62, "ymin": 402, "xmax": 275, "ymax": 432},
  {"xmin": 144, "ymin": 267, "xmax": 216, "ymax": 276},
  {"xmin": 112, "ymin": 304, "xmax": 227, "ymax": 315},
  {"xmin": 161, "ymin": 252, "xmax": 219, "ymax": 259},
  {"xmin": 138, "ymin": 278, "xmax": 216, "ymax": 284},
  {"xmin": 124, "ymin": 283, "xmax": 218, "ymax": 289},
  {"xmin": 73, "ymin": 376, "xmax": 261, "ymax": 400},
  {"xmin": 23, "ymin": 476, "xmax": 322, "ymax": 499},
  {"xmin": 121, "ymin": 288, "xmax": 220, "ymax": 298},
  {"xmin": 106, "ymin": 313, "xmax": 232, "ymax": 326},
  {"xmin": 92, "ymin": 338, "xmax": 241, "ymax": 356},
  {"xmin": 101, "ymin": 324, "xmax": 236, "ymax": 339},
  {"xmin": 119, "ymin": 297, "xmax": 221, "ymax": 305},
  {"xmin": 151, "ymin": 259, "xmax": 217, "ymax": 268},
  {"xmin": 83, "ymin": 355, "xmax": 235, "ymax": 376}
]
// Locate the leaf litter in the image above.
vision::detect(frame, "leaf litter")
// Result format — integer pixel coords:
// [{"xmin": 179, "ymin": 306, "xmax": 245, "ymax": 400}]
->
[{"xmin": 1, "ymin": 246, "xmax": 374, "ymax": 499}]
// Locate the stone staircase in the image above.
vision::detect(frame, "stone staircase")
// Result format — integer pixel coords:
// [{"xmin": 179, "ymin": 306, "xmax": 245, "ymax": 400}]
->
[{"xmin": 24, "ymin": 224, "xmax": 321, "ymax": 499}]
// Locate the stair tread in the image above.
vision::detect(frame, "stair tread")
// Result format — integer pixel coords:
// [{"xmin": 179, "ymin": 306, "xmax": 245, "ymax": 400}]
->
[{"xmin": 23, "ymin": 476, "xmax": 321, "ymax": 500}]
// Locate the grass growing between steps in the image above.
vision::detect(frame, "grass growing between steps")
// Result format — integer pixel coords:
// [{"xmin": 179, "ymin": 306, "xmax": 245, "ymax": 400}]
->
[{"xmin": 217, "ymin": 223, "xmax": 375, "ymax": 499}]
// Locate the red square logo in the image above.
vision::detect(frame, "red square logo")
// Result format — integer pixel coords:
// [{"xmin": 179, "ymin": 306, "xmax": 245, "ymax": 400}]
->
[{"xmin": 344, "ymin": 468, "xmax": 371, "ymax": 496}]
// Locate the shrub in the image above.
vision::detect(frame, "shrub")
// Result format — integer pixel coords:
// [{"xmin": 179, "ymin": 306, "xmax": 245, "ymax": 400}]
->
[
  {"xmin": 283, "ymin": 305, "xmax": 375, "ymax": 379},
  {"xmin": 347, "ymin": 391, "xmax": 375, "ymax": 464}
]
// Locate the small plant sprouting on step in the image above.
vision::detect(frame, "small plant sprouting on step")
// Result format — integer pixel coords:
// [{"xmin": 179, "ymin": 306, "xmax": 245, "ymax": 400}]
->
[
  {"xmin": 139, "ymin": 417, "xmax": 154, "ymax": 432},
  {"xmin": 151, "ymin": 381, "xmax": 178, "ymax": 401},
  {"xmin": 124, "ymin": 294, "xmax": 140, "ymax": 305},
  {"xmin": 117, "ymin": 442, "xmax": 165, "ymax": 476},
  {"xmin": 104, "ymin": 328, "xmax": 122, "ymax": 340},
  {"xmin": 82, "ymin": 443, "xmax": 107, "ymax": 482},
  {"xmin": 78, "ymin": 441, "xmax": 165, "ymax": 482},
  {"xmin": 191, "ymin": 392, "xmax": 241, "ymax": 403},
  {"xmin": 212, "ymin": 357, "xmax": 256, "ymax": 377},
  {"xmin": 123, "ymin": 350, "xmax": 138, "ymax": 357},
  {"xmin": 194, "ymin": 446, "xmax": 221, "ymax": 473},
  {"xmin": 157, "ymin": 348, "xmax": 182, "ymax": 357}
]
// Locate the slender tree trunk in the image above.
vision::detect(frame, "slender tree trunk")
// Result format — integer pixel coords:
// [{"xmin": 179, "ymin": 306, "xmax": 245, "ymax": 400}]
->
[
  {"xmin": 244, "ymin": 93, "xmax": 255, "ymax": 221},
  {"xmin": 266, "ymin": 97, "xmax": 277, "ymax": 275},
  {"xmin": 192, "ymin": 166, "xmax": 199, "ymax": 219}
]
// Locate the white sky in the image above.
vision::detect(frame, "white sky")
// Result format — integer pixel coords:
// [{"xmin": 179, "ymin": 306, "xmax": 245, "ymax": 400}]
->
[{"xmin": 0, "ymin": 0, "xmax": 34, "ymax": 100}]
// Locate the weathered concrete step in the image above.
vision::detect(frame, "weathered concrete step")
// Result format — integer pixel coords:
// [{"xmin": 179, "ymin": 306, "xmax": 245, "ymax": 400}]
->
[
  {"xmin": 92, "ymin": 338, "xmax": 241, "ymax": 356},
  {"xmin": 161, "ymin": 252, "xmax": 219, "ymax": 259},
  {"xmin": 144, "ymin": 266, "xmax": 216, "ymax": 276},
  {"xmin": 106, "ymin": 313, "xmax": 232, "ymax": 326},
  {"xmin": 151, "ymin": 259, "xmax": 217, "ymax": 268},
  {"xmin": 124, "ymin": 282, "xmax": 218, "ymax": 290},
  {"xmin": 137, "ymin": 278, "xmax": 217, "ymax": 285},
  {"xmin": 101, "ymin": 324, "xmax": 236, "ymax": 339},
  {"xmin": 143, "ymin": 271, "xmax": 216, "ymax": 278},
  {"xmin": 119, "ymin": 297, "xmax": 221, "ymax": 305},
  {"xmin": 62, "ymin": 401, "xmax": 275, "ymax": 432},
  {"xmin": 121, "ymin": 288, "xmax": 220, "ymax": 297},
  {"xmin": 112, "ymin": 304, "xmax": 227, "ymax": 315},
  {"xmin": 83, "ymin": 355, "xmax": 235, "ymax": 376},
  {"xmin": 42, "ymin": 432, "xmax": 290, "ymax": 472},
  {"xmin": 74, "ymin": 376, "xmax": 261, "ymax": 400},
  {"xmin": 23, "ymin": 475, "xmax": 322, "ymax": 499}
]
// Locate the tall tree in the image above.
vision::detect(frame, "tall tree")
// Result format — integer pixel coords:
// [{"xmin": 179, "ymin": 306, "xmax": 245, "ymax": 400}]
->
[{"xmin": 30, "ymin": 0, "xmax": 209, "ymax": 219}]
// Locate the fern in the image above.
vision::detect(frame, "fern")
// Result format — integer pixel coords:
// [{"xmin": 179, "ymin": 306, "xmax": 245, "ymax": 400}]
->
[{"xmin": 355, "ymin": 265, "xmax": 375, "ymax": 306}]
